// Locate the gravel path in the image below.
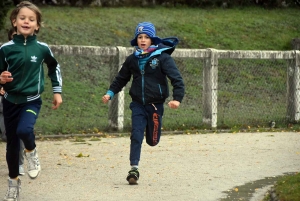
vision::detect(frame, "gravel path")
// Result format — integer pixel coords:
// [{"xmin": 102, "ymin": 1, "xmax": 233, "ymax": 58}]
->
[{"xmin": 0, "ymin": 132, "xmax": 299, "ymax": 201}]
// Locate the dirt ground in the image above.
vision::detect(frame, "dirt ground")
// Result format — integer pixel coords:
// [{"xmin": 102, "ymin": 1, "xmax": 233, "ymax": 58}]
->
[{"xmin": 0, "ymin": 132, "xmax": 299, "ymax": 201}]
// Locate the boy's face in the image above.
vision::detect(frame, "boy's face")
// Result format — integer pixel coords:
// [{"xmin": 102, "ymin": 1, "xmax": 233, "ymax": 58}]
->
[
  {"xmin": 12, "ymin": 7, "xmax": 39, "ymax": 38},
  {"xmin": 137, "ymin": 34, "xmax": 152, "ymax": 51}
]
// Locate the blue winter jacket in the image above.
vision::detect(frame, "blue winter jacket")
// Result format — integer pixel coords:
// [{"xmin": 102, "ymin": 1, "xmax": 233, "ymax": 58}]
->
[{"xmin": 108, "ymin": 37, "xmax": 185, "ymax": 105}]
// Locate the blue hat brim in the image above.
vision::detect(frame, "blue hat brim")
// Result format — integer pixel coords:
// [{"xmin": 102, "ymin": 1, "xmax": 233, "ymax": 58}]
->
[{"xmin": 130, "ymin": 36, "xmax": 162, "ymax": 46}]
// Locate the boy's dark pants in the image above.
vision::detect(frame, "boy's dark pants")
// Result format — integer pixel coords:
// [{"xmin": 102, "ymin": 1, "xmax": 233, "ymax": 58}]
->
[
  {"xmin": 129, "ymin": 101, "xmax": 164, "ymax": 166},
  {"xmin": 3, "ymin": 98, "xmax": 41, "ymax": 178}
]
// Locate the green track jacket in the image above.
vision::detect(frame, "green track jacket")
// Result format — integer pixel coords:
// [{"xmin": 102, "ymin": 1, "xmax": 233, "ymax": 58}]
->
[{"xmin": 0, "ymin": 34, "xmax": 62, "ymax": 104}]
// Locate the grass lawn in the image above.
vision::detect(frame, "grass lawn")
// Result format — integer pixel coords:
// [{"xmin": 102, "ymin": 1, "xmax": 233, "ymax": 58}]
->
[
  {"xmin": 0, "ymin": 5, "xmax": 300, "ymax": 200},
  {"xmin": 0, "ymin": 6, "xmax": 299, "ymax": 134},
  {"xmin": 262, "ymin": 172, "xmax": 300, "ymax": 201},
  {"xmin": 0, "ymin": 6, "xmax": 299, "ymax": 133},
  {"xmin": 0, "ymin": 6, "xmax": 299, "ymax": 50}
]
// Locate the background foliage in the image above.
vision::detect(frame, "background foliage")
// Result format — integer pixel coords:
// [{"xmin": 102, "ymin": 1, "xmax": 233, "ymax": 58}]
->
[{"xmin": 0, "ymin": 0, "xmax": 12, "ymax": 31}]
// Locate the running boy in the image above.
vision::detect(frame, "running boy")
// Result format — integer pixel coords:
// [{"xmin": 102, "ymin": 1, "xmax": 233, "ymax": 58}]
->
[
  {"xmin": 0, "ymin": 1, "xmax": 63, "ymax": 200},
  {"xmin": 102, "ymin": 22, "xmax": 184, "ymax": 185}
]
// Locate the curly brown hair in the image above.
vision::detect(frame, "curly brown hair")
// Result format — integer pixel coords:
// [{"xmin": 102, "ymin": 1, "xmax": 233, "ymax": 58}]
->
[{"xmin": 7, "ymin": 27, "xmax": 16, "ymax": 41}]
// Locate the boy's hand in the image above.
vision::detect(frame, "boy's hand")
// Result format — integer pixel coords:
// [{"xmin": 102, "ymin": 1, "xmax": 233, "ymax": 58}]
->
[
  {"xmin": 102, "ymin": 95, "xmax": 110, "ymax": 104},
  {"xmin": 0, "ymin": 71, "xmax": 13, "ymax": 84},
  {"xmin": 52, "ymin": 93, "xmax": 62, "ymax": 110},
  {"xmin": 168, "ymin": 100, "xmax": 180, "ymax": 109},
  {"xmin": 0, "ymin": 87, "xmax": 5, "ymax": 95}
]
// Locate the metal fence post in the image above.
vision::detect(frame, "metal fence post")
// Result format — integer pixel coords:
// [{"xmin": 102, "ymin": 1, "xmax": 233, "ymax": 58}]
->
[
  {"xmin": 108, "ymin": 46, "xmax": 127, "ymax": 130},
  {"xmin": 203, "ymin": 48, "xmax": 218, "ymax": 128}
]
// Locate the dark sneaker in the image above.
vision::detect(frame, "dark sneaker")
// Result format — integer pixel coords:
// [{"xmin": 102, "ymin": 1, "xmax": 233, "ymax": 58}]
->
[
  {"xmin": 3, "ymin": 178, "xmax": 21, "ymax": 201},
  {"xmin": 126, "ymin": 168, "xmax": 139, "ymax": 185}
]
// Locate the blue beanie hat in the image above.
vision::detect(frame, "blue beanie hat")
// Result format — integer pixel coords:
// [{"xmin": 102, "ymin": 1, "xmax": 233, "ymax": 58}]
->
[{"xmin": 130, "ymin": 22, "xmax": 162, "ymax": 46}]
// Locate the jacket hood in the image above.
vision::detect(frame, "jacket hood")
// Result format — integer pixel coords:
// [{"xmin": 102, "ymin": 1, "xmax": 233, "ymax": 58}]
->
[{"xmin": 157, "ymin": 37, "xmax": 179, "ymax": 55}]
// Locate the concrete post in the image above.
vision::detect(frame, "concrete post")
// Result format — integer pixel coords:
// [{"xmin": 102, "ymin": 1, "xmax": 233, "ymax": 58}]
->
[
  {"xmin": 287, "ymin": 50, "xmax": 300, "ymax": 122},
  {"xmin": 108, "ymin": 46, "xmax": 127, "ymax": 130},
  {"xmin": 203, "ymin": 48, "xmax": 218, "ymax": 128}
]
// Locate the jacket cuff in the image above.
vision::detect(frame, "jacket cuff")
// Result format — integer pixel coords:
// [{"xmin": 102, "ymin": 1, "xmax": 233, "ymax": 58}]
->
[
  {"xmin": 53, "ymin": 86, "xmax": 62, "ymax": 93},
  {"xmin": 106, "ymin": 90, "xmax": 115, "ymax": 99}
]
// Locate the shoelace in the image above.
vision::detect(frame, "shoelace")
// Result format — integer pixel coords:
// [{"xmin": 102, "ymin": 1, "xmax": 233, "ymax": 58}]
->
[
  {"xmin": 27, "ymin": 155, "xmax": 39, "ymax": 171},
  {"xmin": 128, "ymin": 169, "xmax": 139, "ymax": 176},
  {"xmin": 5, "ymin": 185, "xmax": 18, "ymax": 199}
]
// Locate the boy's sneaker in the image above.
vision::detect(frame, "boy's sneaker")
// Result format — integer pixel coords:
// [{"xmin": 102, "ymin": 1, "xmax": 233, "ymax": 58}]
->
[
  {"xmin": 18, "ymin": 165, "xmax": 25, "ymax": 176},
  {"xmin": 126, "ymin": 167, "xmax": 139, "ymax": 185},
  {"xmin": 24, "ymin": 148, "xmax": 41, "ymax": 179},
  {"xmin": 3, "ymin": 178, "xmax": 21, "ymax": 201}
]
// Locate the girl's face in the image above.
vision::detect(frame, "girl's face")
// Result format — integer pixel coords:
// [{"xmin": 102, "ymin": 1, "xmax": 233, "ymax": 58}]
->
[
  {"xmin": 137, "ymin": 34, "xmax": 152, "ymax": 51},
  {"xmin": 13, "ymin": 7, "xmax": 39, "ymax": 38}
]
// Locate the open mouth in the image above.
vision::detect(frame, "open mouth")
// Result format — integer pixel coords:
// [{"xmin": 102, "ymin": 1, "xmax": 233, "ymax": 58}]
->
[{"xmin": 21, "ymin": 25, "xmax": 30, "ymax": 30}]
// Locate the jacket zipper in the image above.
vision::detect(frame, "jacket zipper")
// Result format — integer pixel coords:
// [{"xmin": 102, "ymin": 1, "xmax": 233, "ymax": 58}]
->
[
  {"xmin": 139, "ymin": 60, "xmax": 145, "ymax": 105},
  {"xmin": 158, "ymin": 84, "xmax": 163, "ymax": 98},
  {"xmin": 140, "ymin": 56, "xmax": 156, "ymax": 105},
  {"xmin": 15, "ymin": 38, "xmax": 27, "ymax": 103}
]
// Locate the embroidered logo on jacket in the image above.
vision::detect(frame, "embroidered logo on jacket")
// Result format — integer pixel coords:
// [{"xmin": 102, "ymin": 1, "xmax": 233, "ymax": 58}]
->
[
  {"xmin": 31, "ymin": 56, "xmax": 37, "ymax": 62},
  {"xmin": 150, "ymin": 58, "xmax": 159, "ymax": 69}
]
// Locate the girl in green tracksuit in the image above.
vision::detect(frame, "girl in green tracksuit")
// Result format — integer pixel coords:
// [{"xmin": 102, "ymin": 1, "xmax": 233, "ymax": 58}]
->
[{"xmin": 0, "ymin": 1, "xmax": 63, "ymax": 200}]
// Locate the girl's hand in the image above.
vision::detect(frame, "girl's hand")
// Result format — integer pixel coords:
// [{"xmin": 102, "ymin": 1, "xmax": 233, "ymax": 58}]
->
[
  {"xmin": 168, "ymin": 100, "xmax": 180, "ymax": 109},
  {"xmin": 102, "ymin": 95, "xmax": 110, "ymax": 104},
  {"xmin": 0, "ymin": 71, "xmax": 13, "ymax": 84},
  {"xmin": 52, "ymin": 93, "xmax": 62, "ymax": 110}
]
